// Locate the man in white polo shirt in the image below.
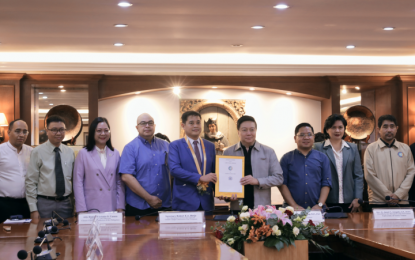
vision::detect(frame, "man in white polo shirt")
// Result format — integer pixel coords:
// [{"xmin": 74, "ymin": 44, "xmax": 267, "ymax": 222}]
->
[{"xmin": 0, "ymin": 119, "xmax": 33, "ymax": 223}]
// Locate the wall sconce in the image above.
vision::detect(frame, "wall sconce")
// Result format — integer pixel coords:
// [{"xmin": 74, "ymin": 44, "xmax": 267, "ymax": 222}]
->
[{"xmin": 0, "ymin": 113, "xmax": 8, "ymax": 143}]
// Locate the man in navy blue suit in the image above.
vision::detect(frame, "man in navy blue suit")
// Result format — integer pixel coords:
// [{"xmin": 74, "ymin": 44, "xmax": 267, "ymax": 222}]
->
[{"xmin": 168, "ymin": 111, "xmax": 217, "ymax": 212}]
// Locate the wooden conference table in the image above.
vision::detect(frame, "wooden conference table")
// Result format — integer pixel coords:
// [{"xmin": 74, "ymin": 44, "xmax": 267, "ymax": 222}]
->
[{"xmin": 1, "ymin": 213, "xmax": 415, "ymax": 260}]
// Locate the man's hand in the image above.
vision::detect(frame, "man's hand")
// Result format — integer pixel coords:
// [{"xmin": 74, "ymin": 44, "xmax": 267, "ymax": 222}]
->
[
  {"xmin": 218, "ymin": 193, "xmax": 238, "ymax": 201},
  {"xmin": 293, "ymin": 205, "xmax": 305, "ymax": 211},
  {"xmin": 348, "ymin": 198, "xmax": 360, "ymax": 212},
  {"xmin": 31, "ymin": 211, "xmax": 40, "ymax": 220},
  {"xmin": 200, "ymin": 173, "xmax": 217, "ymax": 184},
  {"xmin": 311, "ymin": 204, "xmax": 322, "ymax": 211},
  {"xmin": 388, "ymin": 193, "xmax": 400, "ymax": 205},
  {"xmin": 146, "ymin": 195, "xmax": 162, "ymax": 209},
  {"xmin": 240, "ymin": 175, "xmax": 259, "ymax": 186},
  {"xmin": 116, "ymin": 208, "xmax": 124, "ymax": 213}
]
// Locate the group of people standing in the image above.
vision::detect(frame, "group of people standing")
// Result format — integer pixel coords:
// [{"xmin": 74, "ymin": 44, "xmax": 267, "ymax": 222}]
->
[{"xmin": 1, "ymin": 110, "xmax": 414, "ymax": 223}]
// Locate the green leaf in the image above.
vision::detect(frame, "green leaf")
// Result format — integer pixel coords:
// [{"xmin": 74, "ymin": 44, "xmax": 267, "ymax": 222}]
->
[
  {"xmin": 264, "ymin": 237, "xmax": 278, "ymax": 248},
  {"xmin": 290, "ymin": 238, "xmax": 296, "ymax": 247},
  {"xmin": 275, "ymin": 241, "xmax": 284, "ymax": 251},
  {"xmin": 296, "ymin": 234, "xmax": 306, "ymax": 240}
]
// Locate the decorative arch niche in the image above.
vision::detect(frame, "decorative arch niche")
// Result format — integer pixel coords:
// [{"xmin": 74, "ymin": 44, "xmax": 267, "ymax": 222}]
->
[{"xmin": 179, "ymin": 99, "xmax": 246, "ymax": 138}]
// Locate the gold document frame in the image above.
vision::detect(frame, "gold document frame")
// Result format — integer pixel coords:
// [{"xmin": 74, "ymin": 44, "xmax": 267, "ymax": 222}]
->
[{"xmin": 215, "ymin": 155, "xmax": 245, "ymax": 198}]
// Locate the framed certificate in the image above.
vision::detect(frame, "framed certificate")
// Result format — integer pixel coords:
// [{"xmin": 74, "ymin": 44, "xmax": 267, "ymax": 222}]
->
[{"xmin": 215, "ymin": 155, "xmax": 245, "ymax": 198}]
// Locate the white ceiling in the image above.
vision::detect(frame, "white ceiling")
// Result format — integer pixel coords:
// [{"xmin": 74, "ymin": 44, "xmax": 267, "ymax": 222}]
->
[{"xmin": 1, "ymin": 0, "xmax": 415, "ymax": 75}]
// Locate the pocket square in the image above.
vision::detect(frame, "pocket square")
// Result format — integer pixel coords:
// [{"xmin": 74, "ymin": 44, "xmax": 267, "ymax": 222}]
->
[{"xmin": 183, "ymin": 184, "xmax": 186, "ymax": 186}]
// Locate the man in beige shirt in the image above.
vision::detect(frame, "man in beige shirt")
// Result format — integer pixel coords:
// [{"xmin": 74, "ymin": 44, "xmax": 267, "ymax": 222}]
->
[
  {"xmin": 26, "ymin": 115, "xmax": 75, "ymax": 220},
  {"xmin": 364, "ymin": 115, "xmax": 415, "ymax": 209}
]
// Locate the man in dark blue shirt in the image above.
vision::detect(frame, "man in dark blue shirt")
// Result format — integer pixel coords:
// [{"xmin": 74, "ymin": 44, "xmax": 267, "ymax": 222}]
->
[{"xmin": 279, "ymin": 123, "xmax": 331, "ymax": 211}]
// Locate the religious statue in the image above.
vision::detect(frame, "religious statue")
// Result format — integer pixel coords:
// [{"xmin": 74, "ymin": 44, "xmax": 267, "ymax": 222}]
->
[{"xmin": 204, "ymin": 118, "xmax": 229, "ymax": 155}]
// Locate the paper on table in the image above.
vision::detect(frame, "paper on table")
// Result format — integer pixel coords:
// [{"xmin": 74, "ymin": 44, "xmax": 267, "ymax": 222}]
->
[
  {"xmin": 218, "ymin": 157, "xmax": 243, "ymax": 193},
  {"xmin": 3, "ymin": 219, "xmax": 32, "ymax": 224}
]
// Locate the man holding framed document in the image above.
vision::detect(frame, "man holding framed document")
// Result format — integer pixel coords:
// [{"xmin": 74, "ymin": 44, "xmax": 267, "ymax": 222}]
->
[{"xmin": 220, "ymin": 116, "xmax": 284, "ymax": 211}]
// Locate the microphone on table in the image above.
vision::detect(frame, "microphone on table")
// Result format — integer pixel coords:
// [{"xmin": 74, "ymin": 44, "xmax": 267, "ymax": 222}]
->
[
  {"xmin": 324, "ymin": 206, "xmax": 348, "ymax": 219},
  {"xmin": 17, "ymin": 250, "xmax": 33, "ymax": 260},
  {"xmin": 358, "ymin": 199, "xmax": 370, "ymax": 204},
  {"xmin": 135, "ymin": 207, "xmax": 173, "ymax": 221},
  {"xmin": 385, "ymin": 196, "xmax": 415, "ymax": 203}
]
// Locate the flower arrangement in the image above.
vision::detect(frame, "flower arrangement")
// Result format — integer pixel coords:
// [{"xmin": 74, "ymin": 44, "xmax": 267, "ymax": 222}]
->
[
  {"xmin": 196, "ymin": 181, "xmax": 210, "ymax": 195},
  {"xmin": 211, "ymin": 205, "xmax": 351, "ymax": 253}
]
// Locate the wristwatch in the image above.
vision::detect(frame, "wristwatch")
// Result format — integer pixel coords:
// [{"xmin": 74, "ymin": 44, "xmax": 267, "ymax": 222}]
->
[{"xmin": 318, "ymin": 202, "xmax": 323, "ymax": 207}]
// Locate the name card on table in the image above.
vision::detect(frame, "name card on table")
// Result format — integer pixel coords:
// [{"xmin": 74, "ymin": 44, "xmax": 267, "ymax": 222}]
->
[
  {"xmin": 294, "ymin": 210, "xmax": 324, "ymax": 224},
  {"xmin": 372, "ymin": 208, "xmax": 414, "ymax": 220},
  {"xmin": 78, "ymin": 212, "xmax": 123, "ymax": 225},
  {"xmin": 158, "ymin": 211, "xmax": 205, "ymax": 224},
  {"xmin": 159, "ymin": 223, "xmax": 206, "ymax": 239},
  {"xmin": 373, "ymin": 219, "xmax": 414, "ymax": 229}
]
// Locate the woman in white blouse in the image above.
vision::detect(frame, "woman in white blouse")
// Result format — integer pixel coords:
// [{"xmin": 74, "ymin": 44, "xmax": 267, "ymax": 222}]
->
[
  {"xmin": 314, "ymin": 114, "xmax": 364, "ymax": 212},
  {"xmin": 73, "ymin": 117, "xmax": 125, "ymax": 213}
]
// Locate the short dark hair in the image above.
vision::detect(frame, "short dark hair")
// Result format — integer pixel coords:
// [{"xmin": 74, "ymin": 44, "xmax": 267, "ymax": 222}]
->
[
  {"xmin": 295, "ymin": 123, "xmax": 314, "ymax": 135},
  {"xmin": 181, "ymin": 111, "xmax": 201, "ymax": 123},
  {"xmin": 323, "ymin": 114, "xmax": 347, "ymax": 139},
  {"xmin": 8, "ymin": 119, "xmax": 26, "ymax": 131},
  {"xmin": 314, "ymin": 132, "xmax": 326, "ymax": 142},
  {"xmin": 237, "ymin": 116, "xmax": 257, "ymax": 130},
  {"xmin": 46, "ymin": 115, "xmax": 66, "ymax": 128},
  {"xmin": 155, "ymin": 133, "xmax": 171, "ymax": 143},
  {"xmin": 378, "ymin": 115, "xmax": 397, "ymax": 128},
  {"xmin": 85, "ymin": 117, "xmax": 114, "ymax": 152}
]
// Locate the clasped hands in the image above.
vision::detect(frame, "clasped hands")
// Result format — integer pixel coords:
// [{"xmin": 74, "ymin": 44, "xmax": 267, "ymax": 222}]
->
[{"xmin": 386, "ymin": 193, "xmax": 400, "ymax": 205}]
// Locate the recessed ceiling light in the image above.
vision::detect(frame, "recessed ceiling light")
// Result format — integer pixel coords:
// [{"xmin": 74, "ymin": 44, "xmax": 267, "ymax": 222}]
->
[
  {"xmin": 118, "ymin": 2, "xmax": 132, "ymax": 7},
  {"xmin": 212, "ymin": 86, "xmax": 217, "ymax": 88},
  {"xmin": 39, "ymin": 92, "xmax": 43, "ymax": 94},
  {"xmin": 342, "ymin": 89, "xmax": 347, "ymax": 94},
  {"xmin": 60, "ymin": 89, "xmax": 66, "ymax": 92},
  {"xmin": 251, "ymin": 25, "xmax": 264, "ymax": 29},
  {"xmin": 114, "ymin": 24, "xmax": 128, "ymax": 27},
  {"xmin": 355, "ymin": 87, "xmax": 360, "ymax": 90},
  {"xmin": 250, "ymin": 88, "xmax": 255, "ymax": 91},
  {"xmin": 273, "ymin": 4, "xmax": 289, "ymax": 9},
  {"xmin": 173, "ymin": 87, "xmax": 181, "ymax": 94},
  {"xmin": 286, "ymin": 92, "xmax": 292, "ymax": 95},
  {"xmin": 231, "ymin": 44, "xmax": 243, "ymax": 47},
  {"xmin": 383, "ymin": 27, "xmax": 395, "ymax": 31},
  {"xmin": 346, "ymin": 45, "xmax": 355, "ymax": 49},
  {"xmin": 43, "ymin": 96, "xmax": 48, "ymax": 99},
  {"xmin": 135, "ymin": 92, "xmax": 141, "ymax": 94},
  {"xmin": 49, "ymin": 103, "xmax": 54, "ymax": 106},
  {"xmin": 58, "ymin": 85, "xmax": 64, "ymax": 88},
  {"xmin": 114, "ymin": 43, "xmax": 124, "ymax": 46}
]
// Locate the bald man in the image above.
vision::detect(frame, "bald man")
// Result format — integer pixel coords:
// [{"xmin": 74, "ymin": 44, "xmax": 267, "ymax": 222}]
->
[
  {"xmin": 119, "ymin": 114, "xmax": 171, "ymax": 216},
  {"xmin": 0, "ymin": 119, "xmax": 33, "ymax": 223}
]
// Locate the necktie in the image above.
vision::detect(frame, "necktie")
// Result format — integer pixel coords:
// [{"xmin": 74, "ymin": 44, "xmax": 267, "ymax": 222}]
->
[
  {"xmin": 193, "ymin": 140, "xmax": 202, "ymax": 170},
  {"xmin": 54, "ymin": 147, "xmax": 65, "ymax": 198}
]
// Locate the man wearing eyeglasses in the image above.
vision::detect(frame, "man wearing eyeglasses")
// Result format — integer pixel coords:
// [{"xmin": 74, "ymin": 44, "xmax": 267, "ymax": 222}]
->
[
  {"xmin": 26, "ymin": 115, "xmax": 75, "ymax": 220},
  {"xmin": 120, "ymin": 113, "xmax": 171, "ymax": 217},
  {"xmin": 0, "ymin": 119, "xmax": 33, "ymax": 223},
  {"xmin": 278, "ymin": 123, "xmax": 331, "ymax": 211}
]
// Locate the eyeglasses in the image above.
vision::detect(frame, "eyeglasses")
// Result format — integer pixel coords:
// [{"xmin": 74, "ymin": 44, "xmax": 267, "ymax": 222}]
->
[
  {"xmin": 96, "ymin": 129, "xmax": 111, "ymax": 134},
  {"xmin": 296, "ymin": 133, "xmax": 314, "ymax": 138},
  {"xmin": 14, "ymin": 130, "xmax": 29, "ymax": 136},
  {"xmin": 138, "ymin": 121, "xmax": 154, "ymax": 126},
  {"xmin": 48, "ymin": 128, "xmax": 66, "ymax": 134}
]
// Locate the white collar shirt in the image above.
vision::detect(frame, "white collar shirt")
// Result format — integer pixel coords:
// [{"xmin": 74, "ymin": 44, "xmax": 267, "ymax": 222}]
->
[
  {"xmin": 95, "ymin": 146, "xmax": 107, "ymax": 169},
  {"xmin": 0, "ymin": 142, "xmax": 33, "ymax": 198},
  {"xmin": 324, "ymin": 139, "xmax": 350, "ymax": 203}
]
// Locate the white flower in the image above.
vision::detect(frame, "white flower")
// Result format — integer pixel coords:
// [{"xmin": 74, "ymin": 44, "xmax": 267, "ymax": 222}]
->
[
  {"xmin": 293, "ymin": 227, "xmax": 300, "ymax": 237},
  {"xmin": 286, "ymin": 206, "xmax": 295, "ymax": 213},
  {"xmin": 278, "ymin": 207, "xmax": 286, "ymax": 213},
  {"xmin": 239, "ymin": 224, "xmax": 248, "ymax": 235},
  {"xmin": 241, "ymin": 206, "xmax": 248, "ymax": 212},
  {"xmin": 240, "ymin": 212, "xmax": 250, "ymax": 221},
  {"xmin": 271, "ymin": 225, "xmax": 279, "ymax": 235},
  {"xmin": 266, "ymin": 208, "xmax": 273, "ymax": 213},
  {"xmin": 227, "ymin": 238, "xmax": 235, "ymax": 245},
  {"xmin": 227, "ymin": 216, "xmax": 236, "ymax": 223},
  {"xmin": 274, "ymin": 230, "xmax": 282, "ymax": 236}
]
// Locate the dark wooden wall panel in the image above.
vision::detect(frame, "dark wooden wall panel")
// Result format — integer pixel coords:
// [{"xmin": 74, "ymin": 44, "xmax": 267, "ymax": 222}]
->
[{"xmin": 0, "ymin": 85, "xmax": 15, "ymax": 143}]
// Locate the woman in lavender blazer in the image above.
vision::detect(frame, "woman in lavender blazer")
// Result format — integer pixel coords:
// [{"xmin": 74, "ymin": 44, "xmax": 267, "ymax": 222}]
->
[{"xmin": 73, "ymin": 117, "xmax": 125, "ymax": 213}]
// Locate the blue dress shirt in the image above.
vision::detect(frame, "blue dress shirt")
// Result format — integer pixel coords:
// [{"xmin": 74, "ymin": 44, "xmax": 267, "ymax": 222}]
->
[
  {"xmin": 119, "ymin": 136, "xmax": 171, "ymax": 210},
  {"xmin": 280, "ymin": 149, "xmax": 331, "ymax": 208}
]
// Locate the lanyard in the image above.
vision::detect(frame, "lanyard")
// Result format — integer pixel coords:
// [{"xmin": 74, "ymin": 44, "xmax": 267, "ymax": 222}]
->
[{"xmin": 185, "ymin": 136, "xmax": 207, "ymax": 176}]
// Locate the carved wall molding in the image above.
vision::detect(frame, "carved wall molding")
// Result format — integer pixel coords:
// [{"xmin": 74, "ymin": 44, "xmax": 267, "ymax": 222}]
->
[{"xmin": 179, "ymin": 99, "xmax": 246, "ymax": 137}]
